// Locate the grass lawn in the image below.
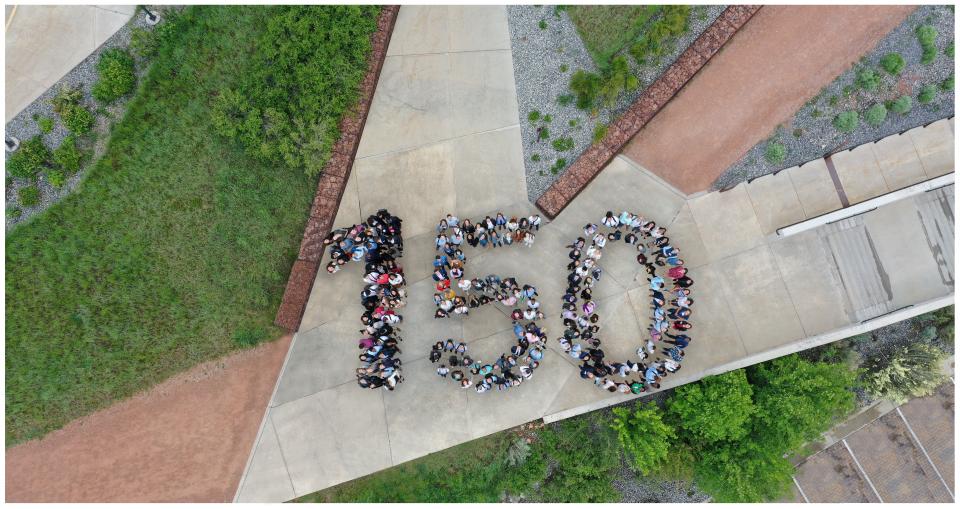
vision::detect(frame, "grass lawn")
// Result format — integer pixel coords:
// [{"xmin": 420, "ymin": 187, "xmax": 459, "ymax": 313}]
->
[
  {"xmin": 293, "ymin": 431, "xmax": 530, "ymax": 503},
  {"xmin": 567, "ymin": 5, "xmax": 662, "ymax": 67},
  {"xmin": 5, "ymin": 6, "xmax": 378, "ymax": 445}
]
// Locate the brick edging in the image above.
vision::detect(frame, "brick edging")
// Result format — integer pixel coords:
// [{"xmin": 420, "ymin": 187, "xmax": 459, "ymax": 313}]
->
[
  {"xmin": 275, "ymin": 5, "xmax": 400, "ymax": 331},
  {"xmin": 535, "ymin": 5, "xmax": 761, "ymax": 219}
]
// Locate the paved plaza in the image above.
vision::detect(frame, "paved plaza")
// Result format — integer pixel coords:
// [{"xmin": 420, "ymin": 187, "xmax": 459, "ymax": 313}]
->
[
  {"xmin": 5, "ymin": 5, "xmax": 135, "ymax": 122},
  {"xmin": 235, "ymin": 6, "xmax": 955, "ymax": 501}
]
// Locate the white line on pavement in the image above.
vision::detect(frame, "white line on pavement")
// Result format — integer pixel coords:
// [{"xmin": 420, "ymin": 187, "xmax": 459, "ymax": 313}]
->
[
  {"xmin": 793, "ymin": 476, "xmax": 811, "ymax": 503},
  {"xmin": 896, "ymin": 406, "xmax": 955, "ymax": 501},
  {"xmin": 843, "ymin": 438, "xmax": 884, "ymax": 503}
]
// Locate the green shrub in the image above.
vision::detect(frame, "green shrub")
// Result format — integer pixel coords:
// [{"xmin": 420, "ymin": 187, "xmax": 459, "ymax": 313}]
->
[
  {"xmin": 92, "ymin": 48, "xmax": 137, "ymax": 103},
  {"xmin": 942, "ymin": 76, "xmax": 955, "ymax": 91},
  {"xmin": 551, "ymin": 136, "xmax": 574, "ymax": 151},
  {"xmin": 6, "ymin": 136, "xmax": 51, "ymax": 180},
  {"xmin": 598, "ymin": 56, "xmax": 639, "ymax": 107},
  {"xmin": 17, "ymin": 185, "xmax": 41, "ymax": 207},
  {"xmin": 764, "ymin": 142, "xmax": 786, "ymax": 165},
  {"xmin": 860, "ymin": 341, "xmax": 947, "ymax": 404},
  {"xmin": 629, "ymin": 5, "xmax": 690, "ymax": 65},
  {"xmin": 792, "ymin": 128, "xmax": 803, "ymax": 138},
  {"xmin": 865, "ymin": 103, "xmax": 887, "ymax": 127},
  {"xmin": 611, "ymin": 402, "xmax": 675, "ymax": 475},
  {"xmin": 559, "ymin": 63, "xmax": 569, "ymax": 72},
  {"xmin": 557, "ymin": 93, "xmax": 574, "ymax": 106},
  {"xmin": 832, "ymin": 111, "xmax": 859, "ymax": 133},
  {"xmin": 505, "ymin": 437, "xmax": 531, "ymax": 467},
  {"xmin": 888, "ymin": 95, "xmax": 912, "ymax": 114},
  {"xmin": 667, "ymin": 370, "xmax": 754, "ymax": 444},
  {"xmin": 61, "ymin": 104, "xmax": 94, "ymax": 135},
  {"xmin": 918, "ymin": 84, "xmax": 937, "ymax": 104},
  {"xmin": 51, "ymin": 85, "xmax": 83, "ymax": 114},
  {"xmin": 37, "ymin": 116, "xmax": 54, "ymax": 134},
  {"xmin": 811, "ymin": 109, "xmax": 822, "ymax": 118},
  {"xmin": 880, "ymin": 52, "xmax": 905, "ymax": 75},
  {"xmin": 592, "ymin": 123, "xmax": 608, "ymax": 143},
  {"xmin": 916, "ymin": 25, "xmax": 938, "ymax": 64},
  {"xmin": 534, "ymin": 414, "xmax": 621, "ymax": 502},
  {"xmin": 946, "ymin": 42, "xmax": 955, "ymax": 57},
  {"xmin": 694, "ymin": 439, "xmax": 794, "ymax": 503},
  {"xmin": 568, "ymin": 118, "xmax": 578, "ymax": 127},
  {"xmin": 749, "ymin": 354, "xmax": 857, "ymax": 452},
  {"xmin": 828, "ymin": 95, "xmax": 839, "ymax": 107},
  {"xmin": 550, "ymin": 157, "xmax": 567, "ymax": 174},
  {"xmin": 7, "ymin": 207, "xmax": 22, "ymax": 220},
  {"xmin": 531, "ymin": 153, "xmax": 540, "ymax": 162},
  {"xmin": 538, "ymin": 19, "xmax": 547, "ymax": 30},
  {"xmin": 842, "ymin": 84, "xmax": 854, "ymax": 97},
  {"xmin": 527, "ymin": 110, "xmax": 541, "ymax": 122},
  {"xmin": 543, "ymin": 114, "xmax": 552, "ymax": 123},
  {"xmin": 47, "ymin": 169, "xmax": 67, "ymax": 189},
  {"xmin": 570, "ymin": 69, "xmax": 602, "ymax": 109},
  {"xmin": 53, "ymin": 135, "xmax": 84, "ymax": 174},
  {"xmin": 212, "ymin": 6, "xmax": 380, "ymax": 177},
  {"xmin": 51, "ymin": 86, "xmax": 95, "ymax": 135},
  {"xmin": 855, "ymin": 68, "xmax": 881, "ymax": 92},
  {"xmin": 232, "ymin": 326, "xmax": 268, "ymax": 347},
  {"xmin": 538, "ymin": 126, "xmax": 550, "ymax": 141}
]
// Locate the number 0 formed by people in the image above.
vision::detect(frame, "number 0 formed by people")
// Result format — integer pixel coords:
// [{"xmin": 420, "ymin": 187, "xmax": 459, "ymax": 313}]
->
[{"xmin": 324, "ymin": 209, "xmax": 692, "ymax": 395}]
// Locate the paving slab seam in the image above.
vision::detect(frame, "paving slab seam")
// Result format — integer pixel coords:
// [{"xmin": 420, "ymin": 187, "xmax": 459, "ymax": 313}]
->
[
  {"xmin": 823, "ymin": 155, "xmax": 851, "ymax": 208},
  {"xmin": 792, "ymin": 476, "xmax": 812, "ymax": 503},
  {"xmin": 895, "ymin": 406, "xmax": 955, "ymax": 500},
  {"xmin": 388, "ymin": 47, "xmax": 512, "ymax": 58},
  {"xmin": 269, "ymin": 415, "xmax": 297, "ymax": 500},
  {"xmin": 842, "ymin": 438, "xmax": 883, "ymax": 502},
  {"xmin": 355, "ymin": 123, "xmax": 522, "ymax": 162}
]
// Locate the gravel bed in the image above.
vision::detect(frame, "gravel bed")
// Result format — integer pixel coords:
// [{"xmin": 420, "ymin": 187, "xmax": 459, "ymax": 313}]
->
[
  {"xmin": 507, "ymin": 5, "xmax": 725, "ymax": 201},
  {"xmin": 715, "ymin": 5, "xmax": 955, "ymax": 190},
  {"xmin": 4, "ymin": 7, "xmax": 162, "ymax": 231}
]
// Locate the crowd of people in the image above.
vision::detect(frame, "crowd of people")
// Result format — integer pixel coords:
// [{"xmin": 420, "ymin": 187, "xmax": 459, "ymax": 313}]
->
[
  {"xmin": 559, "ymin": 210, "xmax": 694, "ymax": 394},
  {"xmin": 429, "ymin": 212, "xmax": 546, "ymax": 393},
  {"xmin": 323, "ymin": 209, "xmax": 407, "ymax": 391}
]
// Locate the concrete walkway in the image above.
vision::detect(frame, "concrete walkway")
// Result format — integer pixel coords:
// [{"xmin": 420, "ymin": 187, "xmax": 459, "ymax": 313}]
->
[
  {"xmin": 235, "ymin": 7, "xmax": 955, "ymax": 501},
  {"xmin": 5, "ymin": 5, "xmax": 135, "ymax": 121}
]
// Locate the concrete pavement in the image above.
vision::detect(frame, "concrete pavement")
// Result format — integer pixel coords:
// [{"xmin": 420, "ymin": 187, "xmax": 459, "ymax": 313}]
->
[
  {"xmin": 5, "ymin": 5, "xmax": 136, "ymax": 122},
  {"xmin": 235, "ymin": 6, "xmax": 955, "ymax": 501}
]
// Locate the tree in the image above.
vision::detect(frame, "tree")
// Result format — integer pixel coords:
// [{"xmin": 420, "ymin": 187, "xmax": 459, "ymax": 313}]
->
[
  {"xmin": 611, "ymin": 402, "xmax": 676, "ymax": 475},
  {"xmin": 694, "ymin": 439, "xmax": 794, "ymax": 502},
  {"xmin": 536, "ymin": 414, "xmax": 621, "ymax": 502},
  {"xmin": 748, "ymin": 354, "xmax": 857, "ymax": 452},
  {"xmin": 666, "ymin": 370, "xmax": 755, "ymax": 444},
  {"xmin": 860, "ymin": 341, "xmax": 947, "ymax": 404}
]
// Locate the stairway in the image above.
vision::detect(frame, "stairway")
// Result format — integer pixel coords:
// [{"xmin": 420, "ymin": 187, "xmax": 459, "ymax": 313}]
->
[{"xmin": 820, "ymin": 216, "xmax": 894, "ymax": 322}]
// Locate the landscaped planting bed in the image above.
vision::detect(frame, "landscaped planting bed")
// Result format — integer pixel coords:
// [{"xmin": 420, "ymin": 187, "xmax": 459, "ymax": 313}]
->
[
  {"xmin": 507, "ymin": 5, "xmax": 724, "ymax": 201},
  {"xmin": 5, "ymin": 5, "xmax": 380, "ymax": 445},
  {"xmin": 717, "ymin": 5, "xmax": 955, "ymax": 190},
  {"xmin": 4, "ymin": 8, "xmax": 160, "ymax": 229}
]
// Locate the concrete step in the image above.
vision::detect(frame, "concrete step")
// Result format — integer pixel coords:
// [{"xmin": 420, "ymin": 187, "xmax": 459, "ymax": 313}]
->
[
  {"xmin": 914, "ymin": 184, "xmax": 955, "ymax": 285},
  {"xmin": 822, "ymin": 217, "xmax": 893, "ymax": 321}
]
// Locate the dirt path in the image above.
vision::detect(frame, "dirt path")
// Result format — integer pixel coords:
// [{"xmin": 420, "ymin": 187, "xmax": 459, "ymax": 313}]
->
[
  {"xmin": 5, "ymin": 334, "xmax": 291, "ymax": 502},
  {"xmin": 621, "ymin": 5, "xmax": 914, "ymax": 194}
]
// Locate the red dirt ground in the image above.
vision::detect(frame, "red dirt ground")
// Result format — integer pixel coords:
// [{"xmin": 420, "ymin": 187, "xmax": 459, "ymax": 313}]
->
[
  {"xmin": 5, "ymin": 334, "xmax": 292, "ymax": 502},
  {"xmin": 621, "ymin": 5, "xmax": 915, "ymax": 194}
]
